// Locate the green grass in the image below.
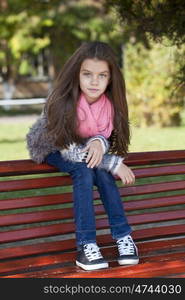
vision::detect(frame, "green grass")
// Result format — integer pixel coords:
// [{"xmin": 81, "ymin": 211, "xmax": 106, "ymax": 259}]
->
[
  {"xmin": 129, "ymin": 125, "xmax": 185, "ymax": 152},
  {"xmin": 0, "ymin": 118, "xmax": 185, "ymax": 161},
  {"xmin": 0, "ymin": 120, "xmax": 35, "ymax": 160}
]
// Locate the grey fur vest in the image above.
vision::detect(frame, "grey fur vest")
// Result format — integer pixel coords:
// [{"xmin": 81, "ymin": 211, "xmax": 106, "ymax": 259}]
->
[{"xmin": 26, "ymin": 112, "xmax": 123, "ymax": 175}]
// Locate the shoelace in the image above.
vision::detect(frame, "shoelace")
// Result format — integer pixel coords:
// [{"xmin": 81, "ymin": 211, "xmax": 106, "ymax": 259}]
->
[
  {"xmin": 84, "ymin": 243, "xmax": 103, "ymax": 261},
  {"xmin": 117, "ymin": 235, "xmax": 135, "ymax": 256}
]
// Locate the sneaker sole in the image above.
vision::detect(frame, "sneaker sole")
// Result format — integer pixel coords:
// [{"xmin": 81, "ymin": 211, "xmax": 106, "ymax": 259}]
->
[
  {"xmin": 76, "ymin": 260, "xmax": 109, "ymax": 271},
  {"xmin": 118, "ymin": 258, "xmax": 139, "ymax": 265}
]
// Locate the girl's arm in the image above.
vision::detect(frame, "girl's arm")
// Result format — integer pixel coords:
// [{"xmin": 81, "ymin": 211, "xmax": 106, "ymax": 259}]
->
[
  {"xmin": 80, "ymin": 135, "xmax": 110, "ymax": 168},
  {"xmin": 97, "ymin": 153, "xmax": 135, "ymax": 185},
  {"xmin": 85, "ymin": 135, "xmax": 110, "ymax": 154},
  {"xmin": 82, "ymin": 138, "xmax": 135, "ymax": 185}
]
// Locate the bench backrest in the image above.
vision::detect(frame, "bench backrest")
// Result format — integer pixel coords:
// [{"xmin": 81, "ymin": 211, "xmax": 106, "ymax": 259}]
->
[{"xmin": 0, "ymin": 150, "xmax": 185, "ymax": 262}]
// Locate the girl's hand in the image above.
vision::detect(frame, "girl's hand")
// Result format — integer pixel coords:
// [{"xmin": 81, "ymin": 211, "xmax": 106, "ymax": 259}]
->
[
  {"xmin": 81, "ymin": 140, "xmax": 103, "ymax": 168},
  {"xmin": 116, "ymin": 163, "xmax": 135, "ymax": 185}
]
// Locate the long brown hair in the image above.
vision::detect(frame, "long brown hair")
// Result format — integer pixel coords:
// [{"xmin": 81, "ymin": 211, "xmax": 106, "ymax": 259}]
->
[{"xmin": 45, "ymin": 41, "xmax": 130, "ymax": 156}]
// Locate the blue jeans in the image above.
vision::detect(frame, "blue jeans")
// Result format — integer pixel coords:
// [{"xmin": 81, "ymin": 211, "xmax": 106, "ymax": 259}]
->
[{"xmin": 45, "ymin": 151, "xmax": 132, "ymax": 248}]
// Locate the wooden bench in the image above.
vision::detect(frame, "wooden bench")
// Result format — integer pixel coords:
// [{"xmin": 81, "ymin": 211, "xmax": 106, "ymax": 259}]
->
[{"xmin": 0, "ymin": 150, "xmax": 185, "ymax": 278}]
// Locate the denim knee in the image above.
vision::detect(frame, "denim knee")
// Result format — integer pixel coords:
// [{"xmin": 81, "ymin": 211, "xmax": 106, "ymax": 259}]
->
[
  {"xmin": 94, "ymin": 168, "xmax": 116, "ymax": 186},
  {"xmin": 70, "ymin": 164, "xmax": 95, "ymax": 186},
  {"xmin": 45, "ymin": 151, "xmax": 88, "ymax": 174}
]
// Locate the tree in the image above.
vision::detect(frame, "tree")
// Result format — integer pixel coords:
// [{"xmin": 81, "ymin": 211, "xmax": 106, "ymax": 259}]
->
[
  {"xmin": 105, "ymin": 0, "xmax": 185, "ymax": 126},
  {"xmin": 105, "ymin": 0, "xmax": 185, "ymax": 93},
  {"xmin": 0, "ymin": 0, "xmax": 123, "ymax": 81},
  {"xmin": 0, "ymin": 0, "xmax": 125, "ymax": 101},
  {"xmin": 125, "ymin": 41, "xmax": 184, "ymax": 127},
  {"xmin": 105, "ymin": 0, "xmax": 185, "ymax": 45}
]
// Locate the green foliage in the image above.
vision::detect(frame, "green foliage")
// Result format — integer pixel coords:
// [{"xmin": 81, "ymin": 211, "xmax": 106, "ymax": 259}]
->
[
  {"xmin": 125, "ymin": 41, "xmax": 184, "ymax": 127},
  {"xmin": 0, "ymin": 0, "xmax": 184, "ymax": 128},
  {"xmin": 0, "ymin": 0, "xmax": 124, "ymax": 78},
  {"xmin": 106, "ymin": 0, "xmax": 185, "ymax": 45},
  {"xmin": 18, "ymin": 59, "xmax": 33, "ymax": 75},
  {"xmin": 106, "ymin": 0, "xmax": 185, "ymax": 115}
]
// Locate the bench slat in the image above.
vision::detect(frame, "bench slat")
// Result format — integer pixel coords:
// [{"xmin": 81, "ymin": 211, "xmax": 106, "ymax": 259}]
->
[
  {"xmin": 119, "ymin": 180, "xmax": 185, "ymax": 196},
  {"xmin": 1, "ymin": 163, "xmax": 185, "ymax": 181},
  {"xmin": 0, "ymin": 193, "xmax": 73, "ymax": 210},
  {"xmin": 0, "ymin": 240, "xmax": 184, "ymax": 276},
  {"xmin": 1, "ymin": 193, "xmax": 184, "ymax": 214},
  {"xmin": 126, "ymin": 150, "xmax": 185, "ymax": 166},
  {"xmin": 1, "ymin": 150, "xmax": 185, "ymax": 176},
  {"xmin": 125, "ymin": 194, "xmax": 185, "ymax": 210},
  {"xmin": 163, "ymin": 273, "xmax": 185, "ymax": 278},
  {"xmin": 134, "ymin": 164, "xmax": 185, "ymax": 178},
  {"xmin": 62, "ymin": 256, "xmax": 185, "ymax": 278},
  {"xmin": 96, "ymin": 210, "xmax": 185, "ymax": 228},
  {"xmin": 2, "ymin": 253, "xmax": 185, "ymax": 278},
  {"xmin": 0, "ymin": 233, "xmax": 184, "ymax": 261},
  {"xmin": 0, "ymin": 222, "xmax": 75, "ymax": 244},
  {"xmin": 0, "ymin": 219, "xmax": 184, "ymax": 245},
  {"xmin": 1, "ymin": 204, "xmax": 185, "ymax": 227},
  {"xmin": 1, "ymin": 177, "xmax": 185, "ymax": 196},
  {"xmin": 1, "ymin": 163, "xmax": 185, "ymax": 192},
  {"xmin": 0, "ymin": 176, "xmax": 71, "ymax": 192},
  {"xmin": 0, "ymin": 160, "xmax": 56, "ymax": 176}
]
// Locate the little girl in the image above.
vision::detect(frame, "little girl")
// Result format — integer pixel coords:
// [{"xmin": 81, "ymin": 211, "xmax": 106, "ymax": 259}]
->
[{"xmin": 26, "ymin": 41, "xmax": 139, "ymax": 271}]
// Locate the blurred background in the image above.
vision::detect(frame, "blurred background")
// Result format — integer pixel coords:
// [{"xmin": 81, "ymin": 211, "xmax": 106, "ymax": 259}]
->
[{"xmin": 0, "ymin": 0, "xmax": 185, "ymax": 161}]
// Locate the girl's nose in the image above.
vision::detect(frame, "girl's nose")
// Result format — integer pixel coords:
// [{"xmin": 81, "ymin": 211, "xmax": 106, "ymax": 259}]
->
[{"xmin": 90, "ymin": 76, "xmax": 99, "ymax": 85}]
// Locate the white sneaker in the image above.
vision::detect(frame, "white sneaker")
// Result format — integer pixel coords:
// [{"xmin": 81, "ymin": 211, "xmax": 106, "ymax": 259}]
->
[
  {"xmin": 116, "ymin": 235, "xmax": 139, "ymax": 265},
  {"xmin": 76, "ymin": 243, "xmax": 109, "ymax": 271}
]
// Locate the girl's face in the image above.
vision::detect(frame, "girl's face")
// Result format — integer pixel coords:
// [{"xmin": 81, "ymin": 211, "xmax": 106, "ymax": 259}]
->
[{"xmin": 79, "ymin": 58, "xmax": 110, "ymax": 104}]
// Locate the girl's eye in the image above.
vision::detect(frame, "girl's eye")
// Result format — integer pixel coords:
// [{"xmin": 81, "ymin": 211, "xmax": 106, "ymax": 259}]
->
[
  {"xmin": 99, "ymin": 74, "xmax": 107, "ymax": 78},
  {"xmin": 82, "ymin": 72, "xmax": 108, "ymax": 79},
  {"xmin": 83, "ymin": 73, "xmax": 91, "ymax": 76}
]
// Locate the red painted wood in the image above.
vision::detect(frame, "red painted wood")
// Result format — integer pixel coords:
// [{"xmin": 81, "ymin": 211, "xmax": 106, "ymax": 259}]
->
[
  {"xmin": 133, "ymin": 164, "xmax": 185, "ymax": 178},
  {"xmin": 0, "ymin": 193, "xmax": 73, "ymax": 210},
  {"xmin": 95, "ymin": 209, "xmax": 185, "ymax": 230},
  {"xmin": 1, "ymin": 191, "xmax": 184, "ymax": 212},
  {"xmin": 0, "ymin": 175, "xmax": 72, "ymax": 192},
  {"xmin": 0, "ymin": 251, "xmax": 75, "ymax": 275},
  {"xmin": 128, "ymin": 209, "xmax": 185, "ymax": 224},
  {"xmin": 131, "ymin": 224, "xmax": 185, "ymax": 240},
  {"xmin": 0, "ymin": 208, "xmax": 74, "ymax": 226},
  {"xmin": 118, "ymin": 180, "xmax": 185, "ymax": 196},
  {"xmin": 164, "ymin": 273, "xmax": 185, "ymax": 278},
  {"xmin": 1, "ymin": 161, "xmax": 185, "ymax": 180},
  {"xmin": 0, "ymin": 160, "xmax": 56, "ymax": 176},
  {"xmin": 0, "ymin": 238, "xmax": 77, "ymax": 260},
  {"xmin": 0, "ymin": 217, "xmax": 184, "ymax": 246},
  {"xmin": 0, "ymin": 244, "xmax": 184, "ymax": 277},
  {"xmin": 125, "ymin": 150, "xmax": 185, "ymax": 166},
  {"xmin": 0, "ymin": 222, "xmax": 75, "ymax": 244},
  {"xmin": 1, "ymin": 203, "xmax": 184, "ymax": 229},
  {"xmin": 0, "ymin": 150, "xmax": 185, "ymax": 278},
  {"xmin": 1, "ymin": 204, "xmax": 185, "ymax": 228},
  {"xmin": 2, "ymin": 253, "xmax": 185, "ymax": 278},
  {"xmin": 1, "ymin": 150, "xmax": 185, "ymax": 176},
  {"xmin": 1, "ymin": 176, "xmax": 185, "ymax": 196},
  {"xmin": 0, "ymin": 231, "xmax": 184, "ymax": 261},
  {"xmin": 124, "ymin": 194, "xmax": 185, "ymax": 210},
  {"xmin": 61, "ymin": 257, "xmax": 185, "ymax": 278}
]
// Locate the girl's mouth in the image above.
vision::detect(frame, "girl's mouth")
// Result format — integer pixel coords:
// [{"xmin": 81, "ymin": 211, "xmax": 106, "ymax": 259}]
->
[{"xmin": 88, "ymin": 88, "xmax": 99, "ymax": 92}]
